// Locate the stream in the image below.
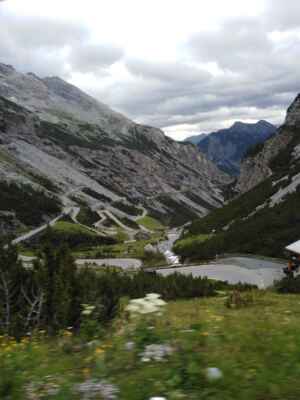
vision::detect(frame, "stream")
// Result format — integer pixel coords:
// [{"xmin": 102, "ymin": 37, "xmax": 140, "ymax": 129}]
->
[{"xmin": 157, "ymin": 228, "xmax": 182, "ymax": 265}]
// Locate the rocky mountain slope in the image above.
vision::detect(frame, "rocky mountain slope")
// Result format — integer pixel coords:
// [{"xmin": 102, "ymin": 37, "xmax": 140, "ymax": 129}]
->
[
  {"xmin": 0, "ymin": 63, "xmax": 230, "ymax": 232},
  {"xmin": 237, "ymin": 96, "xmax": 300, "ymax": 193},
  {"xmin": 175, "ymin": 94, "xmax": 300, "ymax": 260},
  {"xmin": 193, "ymin": 120, "xmax": 277, "ymax": 175}
]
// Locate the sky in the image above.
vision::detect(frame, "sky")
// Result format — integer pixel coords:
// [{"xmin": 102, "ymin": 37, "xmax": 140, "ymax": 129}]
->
[{"xmin": 0, "ymin": 0, "xmax": 300, "ymax": 140}]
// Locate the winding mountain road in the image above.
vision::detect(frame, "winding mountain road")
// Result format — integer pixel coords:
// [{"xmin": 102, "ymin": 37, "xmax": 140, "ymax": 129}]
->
[{"xmin": 10, "ymin": 207, "xmax": 72, "ymax": 247}]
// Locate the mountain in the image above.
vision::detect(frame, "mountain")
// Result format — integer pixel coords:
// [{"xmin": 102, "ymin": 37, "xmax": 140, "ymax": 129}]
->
[
  {"xmin": 184, "ymin": 133, "xmax": 208, "ymax": 145},
  {"xmin": 237, "ymin": 96, "xmax": 300, "ymax": 193},
  {"xmin": 0, "ymin": 63, "xmax": 230, "ymax": 233},
  {"xmin": 197, "ymin": 120, "xmax": 277, "ymax": 175},
  {"xmin": 174, "ymin": 93, "xmax": 300, "ymax": 260}
]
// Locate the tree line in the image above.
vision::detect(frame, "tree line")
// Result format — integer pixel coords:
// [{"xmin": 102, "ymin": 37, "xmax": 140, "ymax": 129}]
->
[{"xmin": 0, "ymin": 239, "xmax": 227, "ymax": 338}]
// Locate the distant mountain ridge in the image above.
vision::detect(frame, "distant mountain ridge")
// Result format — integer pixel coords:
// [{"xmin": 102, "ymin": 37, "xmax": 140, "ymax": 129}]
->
[
  {"xmin": 184, "ymin": 133, "xmax": 208, "ymax": 145},
  {"xmin": 186, "ymin": 120, "xmax": 277, "ymax": 175}
]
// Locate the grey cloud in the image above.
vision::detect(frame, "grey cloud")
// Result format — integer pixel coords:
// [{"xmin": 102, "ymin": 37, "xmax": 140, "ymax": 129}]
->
[
  {"xmin": 107, "ymin": 15, "xmax": 299, "ymax": 131},
  {"xmin": 69, "ymin": 44, "xmax": 124, "ymax": 73},
  {"xmin": 265, "ymin": 0, "xmax": 300, "ymax": 30},
  {"xmin": 0, "ymin": 11, "xmax": 124, "ymax": 77},
  {"xmin": 0, "ymin": 4, "xmax": 299, "ymax": 138},
  {"xmin": 1, "ymin": 13, "xmax": 89, "ymax": 49},
  {"xmin": 0, "ymin": 12, "xmax": 88, "ymax": 76},
  {"xmin": 187, "ymin": 18, "xmax": 273, "ymax": 72},
  {"xmin": 126, "ymin": 59, "xmax": 211, "ymax": 83},
  {"xmin": 101, "ymin": 53, "xmax": 298, "ymax": 129}
]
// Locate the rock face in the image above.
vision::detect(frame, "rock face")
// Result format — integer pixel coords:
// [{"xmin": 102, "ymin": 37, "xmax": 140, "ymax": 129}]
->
[
  {"xmin": 0, "ymin": 63, "xmax": 231, "ymax": 225},
  {"xmin": 285, "ymin": 94, "xmax": 300, "ymax": 127},
  {"xmin": 196, "ymin": 121, "xmax": 276, "ymax": 176},
  {"xmin": 236, "ymin": 127, "xmax": 292, "ymax": 193},
  {"xmin": 237, "ymin": 95, "xmax": 300, "ymax": 194}
]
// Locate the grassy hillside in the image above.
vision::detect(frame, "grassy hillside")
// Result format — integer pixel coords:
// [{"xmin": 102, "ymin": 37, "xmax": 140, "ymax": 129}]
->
[
  {"xmin": 2, "ymin": 292, "xmax": 300, "ymax": 399},
  {"xmin": 174, "ymin": 125, "xmax": 300, "ymax": 261},
  {"xmin": 175, "ymin": 185, "xmax": 300, "ymax": 261},
  {"xmin": 137, "ymin": 215, "xmax": 165, "ymax": 231},
  {"xmin": 26, "ymin": 221, "xmax": 115, "ymax": 250}
]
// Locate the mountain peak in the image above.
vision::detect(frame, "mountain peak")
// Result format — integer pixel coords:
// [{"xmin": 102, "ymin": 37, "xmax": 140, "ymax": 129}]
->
[
  {"xmin": 285, "ymin": 94, "xmax": 300, "ymax": 126},
  {"xmin": 198, "ymin": 120, "xmax": 277, "ymax": 175},
  {"xmin": 231, "ymin": 120, "xmax": 272, "ymax": 130},
  {"xmin": 257, "ymin": 120, "xmax": 273, "ymax": 127},
  {"xmin": 231, "ymin": 121, "xmax": 244, "ymax": 129}
]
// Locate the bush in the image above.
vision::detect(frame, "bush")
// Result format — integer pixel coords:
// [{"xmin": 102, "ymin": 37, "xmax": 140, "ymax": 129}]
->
[{"xmin": 275, "ymin": 276, "xmax": 300, "ymax": 293}]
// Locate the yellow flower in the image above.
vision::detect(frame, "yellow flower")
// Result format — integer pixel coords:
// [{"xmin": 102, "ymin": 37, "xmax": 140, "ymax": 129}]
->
[
  {"xmin": 82, "ymin": 368, "xmax": 91, "ymax": 377},
  {"xmin": 95, "ymin": 347, "xmax": 105, "ymax": 355}
]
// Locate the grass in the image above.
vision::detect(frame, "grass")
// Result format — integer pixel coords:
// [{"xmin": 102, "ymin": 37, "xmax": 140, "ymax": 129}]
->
[
  {"xmin": 173, "ymin": 234, "xmax": 210, "ymax": 255},
  {"xmin": 53, "ymin": 221, "xmax": 97, "ymax": 236},
  {"xmin": 3, "ymin": 291, "xmax": 300, "ymax": 398},
  {"xmin": 73, "ymin": 231, "xmax": 165, "ymax": 261},
  {"xmin": 137, "ymin": 216, "xmax": 165, "ymax": 231},
  {"xmin": 73, "ymin": 239, "xmax": 149, "ymax": 259}
]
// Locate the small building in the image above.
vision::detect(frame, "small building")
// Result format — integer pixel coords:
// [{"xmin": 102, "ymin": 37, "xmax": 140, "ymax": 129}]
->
[
  {"xmin": 285, "ymin": 240, "xmax": 300, "ymax": 255},
  {"xmin": 284, "ymin": 240, "xmax": 300, "ymax": 276}
]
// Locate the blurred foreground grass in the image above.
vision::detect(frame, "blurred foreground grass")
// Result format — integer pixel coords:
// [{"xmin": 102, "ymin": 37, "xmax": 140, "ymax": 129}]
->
[{"xmin": 2, "ymin": 291, "xmax": 300, "ymax": 399}]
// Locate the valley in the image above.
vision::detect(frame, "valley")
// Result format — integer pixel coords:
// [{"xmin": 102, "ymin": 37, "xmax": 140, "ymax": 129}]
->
[
  {"xmin": 0, "ymin": 87, "xmax": 299, "ymax": 400},
  {"xmin": 1, "ymin": 65, "xmax": 299, "ymax": 289},
  {"xmin": 2, "ymin": 1, "xmax": 300, "ymax": 398}
]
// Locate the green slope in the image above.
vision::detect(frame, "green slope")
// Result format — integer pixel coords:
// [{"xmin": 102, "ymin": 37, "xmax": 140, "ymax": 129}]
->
[{"xmin": 175, "ymin": 125, "xmax": 300, "ymax": 261}]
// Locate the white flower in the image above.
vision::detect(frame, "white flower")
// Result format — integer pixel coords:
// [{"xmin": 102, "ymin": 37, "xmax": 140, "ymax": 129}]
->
[
  {"xmin": 146, "ymin": 293, "xmax": 161, "ymax": 300},
  {"xmin": 74, "ymin": 380, "xmax": 119, "ymax": 399},
  {"xmin": 149, "ymin": 397, "xmax": 167, "ymax": 400},
  {"xmin": 140, "ymin": 344, "xmax": 173, "ymax": 362},
  {"xmin": 206, "ymin": 367, "xmax": 223, "ymax": 381},
  {"xmin": 124, "ymin": 341, "xmax": 135, "ymax": 351},
  {"xmin": 81, "ymin": 304, "xmax": 96, "ymax": 316},
  {"xmin": 125, "ymin": 294, "xmax": 166, "ymax": 316}
]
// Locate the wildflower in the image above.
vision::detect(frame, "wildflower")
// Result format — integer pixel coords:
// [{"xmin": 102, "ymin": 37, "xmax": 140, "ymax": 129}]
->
[
  {"xmin": 25, "ymin": 378, "xmax": 60, "ymax": 399},
  {"xmin": 82, "ymin": 304, "xmax": 96, "ymax": 316},
  {"xmin": 149, "ymin": 397, "xmax": 167, "ymax": 400},
  {"xmin": 74, "ymin": 379, "xmax": 119, "ymax": 400},
  {"xmin": 146, "ymin": 293, "xmax": 161, "ymax": 300},
  {"xmin": 206, "ymin": 367, "xmax": 223, "ymax": 381},
  {"xmin": 124, "ymin": 341, "xmax": 135, "ymax": 351},
  {"xmin": 140, "ymin": 344, "xmax": 173, "ymax": 362},
  {"xmin": 82, "ymin": 368, "xmax": 91, "ymax": 378},
  {"xmin": 95, "ymin": 347, "xmax": 105, "ymax": 355},
  {"xmin": 126, "ymin": 293, "xmax": 166, "ymax": 316},
  {"xmin": 63, "ymin": 330, "xmax": 72, "ymax": 337}
]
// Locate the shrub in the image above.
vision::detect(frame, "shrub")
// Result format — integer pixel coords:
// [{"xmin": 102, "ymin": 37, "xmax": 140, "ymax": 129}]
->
[{"xmin": 275, "ymin": 276, "xmax": 300, "ymax": 293}]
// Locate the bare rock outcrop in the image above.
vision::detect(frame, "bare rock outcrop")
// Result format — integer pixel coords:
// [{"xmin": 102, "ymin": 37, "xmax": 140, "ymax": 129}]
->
[{"xmin": 237, "ymin": 94, "xmax": 300, "ymax": 194}]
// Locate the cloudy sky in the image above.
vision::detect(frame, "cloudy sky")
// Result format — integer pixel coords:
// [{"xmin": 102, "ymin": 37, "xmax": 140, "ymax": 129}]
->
[{"xmin": 0, "ymin": 0, "xmax": 300, "ymax": 140}]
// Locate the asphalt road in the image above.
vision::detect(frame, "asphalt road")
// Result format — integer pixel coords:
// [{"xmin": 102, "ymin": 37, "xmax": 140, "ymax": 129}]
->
[{"xmin": 156, "ymin": 257, "xmax": 285, "ymax": 288}]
